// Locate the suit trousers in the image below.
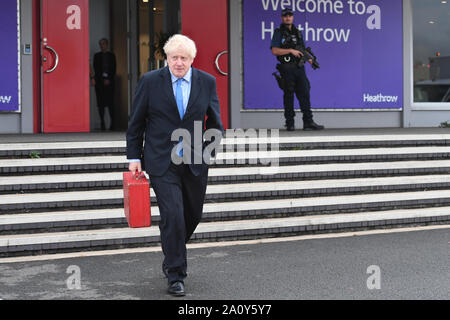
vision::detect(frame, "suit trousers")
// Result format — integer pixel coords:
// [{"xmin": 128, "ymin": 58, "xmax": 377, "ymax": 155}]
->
[{"xmin": 150, "ymin": 162, "xmax": 209, "ymax": 284}]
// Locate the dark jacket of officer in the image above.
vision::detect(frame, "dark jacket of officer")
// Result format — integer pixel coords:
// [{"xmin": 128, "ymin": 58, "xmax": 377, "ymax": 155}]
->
[{"xmin": 271, "ymin": 24, "xmax": 306, "ymax": 65}]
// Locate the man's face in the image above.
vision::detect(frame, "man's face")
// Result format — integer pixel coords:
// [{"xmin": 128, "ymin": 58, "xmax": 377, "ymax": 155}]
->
[
  {"xmin": 167, "ymin": 49, "xmax": 194, "ymax": 78},
  {"xmin": 99, "ymin": 40, "xmax": 108, "ymax": 52},
  {"xmin": 281, "ymin": 14, "xmax": 294, "ymax": 25}
]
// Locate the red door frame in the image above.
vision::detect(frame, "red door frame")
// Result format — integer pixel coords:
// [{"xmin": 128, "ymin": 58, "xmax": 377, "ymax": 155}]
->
[
  {"xmin": 32, "ymin": 0, "xmax": 41, "ymax": 133},
  {"xmin": 181, "ymin": 0, "xmax": 230, "ymax": 130}
]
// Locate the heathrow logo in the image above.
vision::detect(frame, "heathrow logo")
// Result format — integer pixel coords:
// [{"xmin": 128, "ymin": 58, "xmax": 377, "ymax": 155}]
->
[
  {"xmin": 363, "ymin": 93, "xmax": 399, "ymax": 103},
  {"xmin": 0, "ymin": 96, "xmax": 12, "ymax": 104}
]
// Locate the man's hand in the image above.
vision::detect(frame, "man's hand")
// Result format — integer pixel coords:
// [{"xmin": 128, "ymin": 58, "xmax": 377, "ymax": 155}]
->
[
  {"xmin": 290, "ymin": 49, "xmax": 304, "ymax": 58},
  {"xmin": 129, "ymin": 161, "xmax": 142, "ymax": 174},
  {"xmin": 271, "ymin": 47, "xmax": 303, "ymax": 58}
]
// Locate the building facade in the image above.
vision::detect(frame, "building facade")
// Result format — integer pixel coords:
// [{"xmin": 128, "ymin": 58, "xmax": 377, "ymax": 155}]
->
[{"xmin": 1, "ymin": 0, "xmax": 450, "ymax": 134}]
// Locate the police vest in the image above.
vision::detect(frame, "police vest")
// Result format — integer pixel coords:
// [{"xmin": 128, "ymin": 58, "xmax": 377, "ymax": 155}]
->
[{"xmin": 277, "ymin": 24, "xmax": 304, "ymax": 65}]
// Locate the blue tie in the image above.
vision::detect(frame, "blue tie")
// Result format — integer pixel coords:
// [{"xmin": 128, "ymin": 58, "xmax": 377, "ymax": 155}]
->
[
  {"xmin": 176, "ymin": 79, "xmax": 184, "ymax": 157},
  {"xmin": 176, "ymin": 78, "xmax": 185, "ymax": 119}
]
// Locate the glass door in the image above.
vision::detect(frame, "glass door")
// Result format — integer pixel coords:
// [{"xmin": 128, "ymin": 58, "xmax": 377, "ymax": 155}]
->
[{"xmin": 138, "ymin": 0, "xmax": 179, "ymax": 77}]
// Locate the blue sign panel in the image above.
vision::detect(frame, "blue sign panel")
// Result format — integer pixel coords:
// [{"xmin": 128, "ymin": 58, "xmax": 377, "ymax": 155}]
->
[
  {"xmin": 243, "ymin": 0, "xmax": 403, "ymax": 110},
  {"xmin": 0, "ymin": 0, "xmax": 20, "ymax": 112}
]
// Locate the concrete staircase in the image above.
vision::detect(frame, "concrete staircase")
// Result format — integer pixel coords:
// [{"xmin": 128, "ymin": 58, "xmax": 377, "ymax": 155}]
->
[{"xmin": 1, "ymin": 130, "xmax": 450, "ymax": 257}]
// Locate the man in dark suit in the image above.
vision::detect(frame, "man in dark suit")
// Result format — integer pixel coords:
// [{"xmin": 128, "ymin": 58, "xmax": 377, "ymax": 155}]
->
[
  {"xmin": 126, "ymin": 34, "xmax": 224, "ymax": 297},
  {"xmin": 93, "ymin": 38, "xmax": 116, "ymax": 131}
]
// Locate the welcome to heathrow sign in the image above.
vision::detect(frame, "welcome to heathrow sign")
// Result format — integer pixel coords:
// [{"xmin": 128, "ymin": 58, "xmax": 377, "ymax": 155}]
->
[{"xmin": 243, "ymin": 0, "xmax": 403, "ymax": 110}]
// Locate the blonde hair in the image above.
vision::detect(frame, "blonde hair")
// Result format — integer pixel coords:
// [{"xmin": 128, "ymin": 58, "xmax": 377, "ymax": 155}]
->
[{"xmin": 163, "ymin": 34, "xmax": 197, "ymax": 59}]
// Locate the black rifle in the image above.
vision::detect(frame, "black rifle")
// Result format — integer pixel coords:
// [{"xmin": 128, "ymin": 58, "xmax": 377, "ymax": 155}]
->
[{"xmin": 296, "ymin": 46, "xmax": 320, "ymax": 70}]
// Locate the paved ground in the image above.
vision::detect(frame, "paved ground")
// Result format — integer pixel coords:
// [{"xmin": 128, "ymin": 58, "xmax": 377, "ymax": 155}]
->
[{"xmin": 0, "ymin": 227, "xmax": 448, "ymax": 300}]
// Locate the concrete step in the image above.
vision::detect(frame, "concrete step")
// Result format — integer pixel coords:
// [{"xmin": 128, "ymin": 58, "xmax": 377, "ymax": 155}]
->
[
  {"xmin": 0, "ymin": 155, "xmax": 127, "ymax": 174},
  {"xmin": 0, "ymin": 172, "xmax": 125, "ymax": 193},
  {"xmin": 208, "ymin": 160, "xmax": 450, "ymax": 182},
  {"xmin": 212, "ymin": 147, "xmax": 450, "ymax": 165},
  {"xmin": 1, "ymin": 131, "xmax": 450, "ymax": 257},
  {"xmin": 2, "ymin": 146, "xmax": 450, "ymax": 174},
  {"xmin": 2, "ymin": 160, "xmax": 450, "ymax": 192},
  {"xmin": 2, "ymin": 175, "xmax": 450, "ymax": 213},
  {"xmin": 2, "ymin": 188, "xmax": 450, "ymax": 232},
  {"xmin": 0, "ymin": 141, "xmax": 126, "ymax": 157},
  {"xmin": 1, "ymin": 207, "xmax": 449, "ymax": 257},
  {"xmin": 0, "ymin": 208, "xmax": 127, "ymax": 233},
  {"xmin": 2, "ymin": 133, "xmax": 450, "ymax": 157}
]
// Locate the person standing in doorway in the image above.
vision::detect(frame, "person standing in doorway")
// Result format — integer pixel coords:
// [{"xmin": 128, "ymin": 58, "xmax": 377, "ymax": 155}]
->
[{"xmin": 93, "ymin": 38, "xmax": 116, "ymax": 131}]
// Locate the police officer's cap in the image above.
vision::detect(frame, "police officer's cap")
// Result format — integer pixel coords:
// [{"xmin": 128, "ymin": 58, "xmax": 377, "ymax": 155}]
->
[{"xmin": 281, "ymin": 8, "xmax": 294, "ymax": 16}]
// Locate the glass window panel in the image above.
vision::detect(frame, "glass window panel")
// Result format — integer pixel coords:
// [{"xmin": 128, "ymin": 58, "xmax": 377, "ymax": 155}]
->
[{"xmin": 412, "ymin": 0, "xmax": 450, "ymax": 103}]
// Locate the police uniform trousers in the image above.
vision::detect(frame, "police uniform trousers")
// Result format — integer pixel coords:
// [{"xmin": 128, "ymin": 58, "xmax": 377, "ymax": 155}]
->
[
  {"xmin": 149, "ymin": 162, "xmax": 209, "ymax": 284},
  {"xmin": 278, "ymin": 63, "xmax": 313, "ymax": 125}
]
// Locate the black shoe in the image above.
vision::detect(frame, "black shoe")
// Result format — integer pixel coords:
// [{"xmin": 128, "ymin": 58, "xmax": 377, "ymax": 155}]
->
[
  {"xmin": 168, "ymin": 281, "xmax": 185, "ymax": 297},
  {"xmin": 285, "ymin": 123, "xmax": 295, "ymax": 131},
  {"xmin": 303, "ymin": 121, "xmax": 325, "ymax": 131}
]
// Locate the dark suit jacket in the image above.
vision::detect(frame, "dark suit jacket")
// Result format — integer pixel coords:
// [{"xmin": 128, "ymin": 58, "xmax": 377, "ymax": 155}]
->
[
  {"xmin": 126, "ymin": 66, "xmax": 224, "ymax": 177},
  {"xmin": 93, "ymin": 51, "xmax": 116, "ymax": 83}
]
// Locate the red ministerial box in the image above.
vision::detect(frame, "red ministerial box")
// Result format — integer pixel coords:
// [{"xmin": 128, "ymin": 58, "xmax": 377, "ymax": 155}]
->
[{"xmin": 123, "ymin": 172, "xmax": 151, "ymax": 228}]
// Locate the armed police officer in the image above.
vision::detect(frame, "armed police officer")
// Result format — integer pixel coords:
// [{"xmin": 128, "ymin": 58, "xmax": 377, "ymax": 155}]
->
[{"xmin": 271, "ymin": 8, "xmax": 324, "ymax": 131}]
